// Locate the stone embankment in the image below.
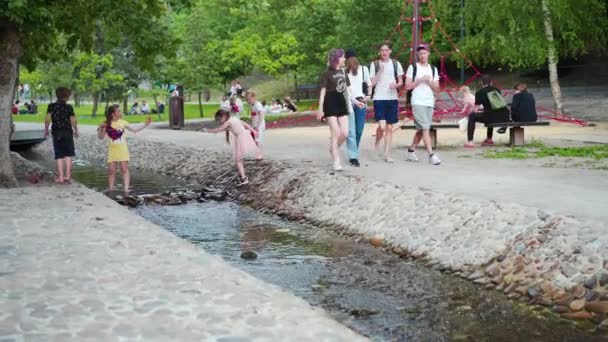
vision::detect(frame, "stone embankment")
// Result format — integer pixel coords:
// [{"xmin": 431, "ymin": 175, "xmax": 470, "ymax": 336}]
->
[{"xmin": 48, "ymin": 134, "xmax": 608, "ymax": 329}]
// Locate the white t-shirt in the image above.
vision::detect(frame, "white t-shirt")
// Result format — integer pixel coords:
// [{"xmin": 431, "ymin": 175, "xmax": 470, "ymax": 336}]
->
[
  {"xmin": 348, "ymin": 65, "xmax": 370, "ymax": 98},
  {"xmin": 369, "ymin": 59, "xmax": 404, "ymax": 101},
  {"xmin": 405, "ymin": 63, "xmax": 439, "ymax": 107},
  {"xmin": 251, "ymin": 101, "xmax": 265, "ymax": 130},
  {"xmin": 141, "ymin": 103, "xmax": 150, "ymax": 112}
]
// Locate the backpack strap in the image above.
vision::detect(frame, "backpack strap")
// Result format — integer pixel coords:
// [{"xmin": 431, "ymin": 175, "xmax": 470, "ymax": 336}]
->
[
  {"xmin": 392, "ymin": 59, "xmax": 398, "ymax": 82},
  {"xmin": 411, "ymin": 63, "xmax": 417, "ymax": 81}
]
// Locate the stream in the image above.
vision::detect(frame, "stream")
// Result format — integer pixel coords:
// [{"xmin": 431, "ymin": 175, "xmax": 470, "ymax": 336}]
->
[{"xmin": 22, "ymin": 150, "xmax": 606, "ymax": 341}]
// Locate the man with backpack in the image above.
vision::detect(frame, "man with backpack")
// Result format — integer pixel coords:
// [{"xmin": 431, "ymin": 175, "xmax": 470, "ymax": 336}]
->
[
  {"xmin": 405, "ymin": 44, "xmax": 441, "ymax": 165},
  {"xmin": 464, "ymin": 74, "xmax": 510, "ymax": 147},
  {"xmin": 370, "ymin": 40, "xmax": 404, "ymax": 163}
]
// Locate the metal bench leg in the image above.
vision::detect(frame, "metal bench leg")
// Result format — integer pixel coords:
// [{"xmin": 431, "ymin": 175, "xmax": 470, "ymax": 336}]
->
[
  {"xmin": 509, "ymin": 127, "xmax": 524, "ymax": 146},
  {"xmin": 430, "ymin": 128, "xmax": 437, "ymax": 150}
]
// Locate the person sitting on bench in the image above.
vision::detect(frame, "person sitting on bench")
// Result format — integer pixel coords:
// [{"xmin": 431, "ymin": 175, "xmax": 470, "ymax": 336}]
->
[
  {"xmin": 511, "ymin": 82, "xmax": 537, "ymax": 122},
  {"xmin": 464, "ymin": 74, "xmax": 510, "ymax": 148}
]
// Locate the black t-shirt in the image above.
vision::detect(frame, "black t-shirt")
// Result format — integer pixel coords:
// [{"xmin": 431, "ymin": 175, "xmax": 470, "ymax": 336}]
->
[
  {"xmin": 320, "ymin": 68, "xmax": 350, "ymax": 93},
  {"xmin": 47, "ymin": 101, "xmax": 75, "ymax": 132},
  {"xmin": 475, "ymin": 86, "xmax": 510, "ymax": 122}
]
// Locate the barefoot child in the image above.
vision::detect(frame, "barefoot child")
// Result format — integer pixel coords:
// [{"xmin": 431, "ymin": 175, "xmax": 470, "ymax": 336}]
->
[
  {"xmin": 97, "ymin": 104, "xmax": 151, "ymax": 195},
  {"xmin": 44, "ymin": 87, "xmax": 78, "ymax": 183},
  {"xmin": 246, "ymin": 91, "xmax": 265, "ymax": 159},
  {"xmin": 203, "ymin": 109, "xmax": 259, "ymax": 186}
]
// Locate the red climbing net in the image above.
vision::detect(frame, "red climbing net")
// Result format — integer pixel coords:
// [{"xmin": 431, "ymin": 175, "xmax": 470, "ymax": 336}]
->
[{"xmin": 266, "ymin": 0, "xmax": 589, "ymax": 129}]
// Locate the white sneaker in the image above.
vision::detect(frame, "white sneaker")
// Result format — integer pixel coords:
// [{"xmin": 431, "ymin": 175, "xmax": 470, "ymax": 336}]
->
[
  {"xmin": 406, "ymin": 151, "xmax": 419, "ymax": 162},
  {"xmin": 333, "ymin": 161, "xmax": 343, "ymax": 171},
  {"xmin": 429, "ymin": 154, "xmax": 441, "ymax": 165}
]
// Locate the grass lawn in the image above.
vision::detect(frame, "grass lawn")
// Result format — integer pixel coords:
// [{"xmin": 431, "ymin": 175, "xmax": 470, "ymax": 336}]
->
[
  {"xmin": 483, "ymin": 140, "xmax": 608, "ymax": 160},
  {"xmin": 13, "ymin": 99, "xmax": 319, "ymax": 126}
]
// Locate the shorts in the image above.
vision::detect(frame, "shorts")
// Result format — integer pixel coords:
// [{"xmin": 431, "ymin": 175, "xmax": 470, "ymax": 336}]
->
[
  {"xmin": 52, "ymin": 130, "xmax": 75, "ymax": 160},
  {"xmin": 412, "ymin": 105, "xmax": 434, "ymax": 130},
  {"xmin": 323, "ymin": 91, "xmax": 348, "ymax": 117},
  {"xmin": 373, "ymin": 100, "xmax": 398, "ymax": 124}
]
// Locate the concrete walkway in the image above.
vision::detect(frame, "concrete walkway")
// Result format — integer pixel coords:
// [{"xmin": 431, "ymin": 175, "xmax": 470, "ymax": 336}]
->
[
  {"xmin": 17, "ymin": 119, "xmax": 607, "ymax": 222},
  {"xmin": 0, "ymin": 185, "xmax": 366, "ymax": 341}
]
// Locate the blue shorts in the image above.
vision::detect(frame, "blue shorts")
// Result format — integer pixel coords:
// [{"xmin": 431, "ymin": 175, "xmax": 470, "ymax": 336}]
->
[{"xmin": 373, "ymin": 100, "xmax": 399, "ymax": 124}]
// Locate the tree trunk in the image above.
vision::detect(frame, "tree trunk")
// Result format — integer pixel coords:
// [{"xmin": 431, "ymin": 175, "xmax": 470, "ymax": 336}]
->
[
  {"xmin": 152, "ymin": 93, "xmax": 161, "ymax": 120},
  {"xmin": 91, "ymin": 92, "xmax": 100, "ymax": 117},
  {"xmin": 0, "ymin": 24, "xmax": 22, "ymax": 187},
  {"xmin": 122, "ymin": 96, "xmax": 128, "ymax": 115},
  {"xmin": 74, "ymin": 92, "xmax": 81, "ymax": 107},
  {"xmin": 294, "ymin": 72, "xmax": 299, "ymax": 102},
  {"xmin": 541, "ymin": 0, "xmax": 563, "ymax": 114},
  {"xmin": 198, "ymin": 92, "xmax": 203, "ymax": 118}
]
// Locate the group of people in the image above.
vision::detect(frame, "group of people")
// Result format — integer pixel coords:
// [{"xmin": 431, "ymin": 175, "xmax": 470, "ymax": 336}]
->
[
  {"xmin": 12, "ymin": 100, "xmax": 38, "ymax": 115},
  {"xmin": 45, "ymin": 87, "xmax": 151, "ymax": 193},
  {"xmin": 316, "ymin": 40, "xmax": 538, "ymax": 170},
  {"xmin": 128, "ymin": 100, "xmax": 166, "ymax": 115},
  {"xmin": 316, "ymin": 41, "xmax": 443, "ymax": 170}
]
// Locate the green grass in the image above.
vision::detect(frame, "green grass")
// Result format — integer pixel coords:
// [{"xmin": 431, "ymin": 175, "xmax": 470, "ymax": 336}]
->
[
  {"xmin": 15, "ymin": 100, "xmax": 320, "ymax": 126},
  {"xmin": 483, "ymin": 143, "xmax": 608, "ymax": 160},
  {"xmin": 13, "ymin": 103, "xmax": 221, "ymax": 125}
]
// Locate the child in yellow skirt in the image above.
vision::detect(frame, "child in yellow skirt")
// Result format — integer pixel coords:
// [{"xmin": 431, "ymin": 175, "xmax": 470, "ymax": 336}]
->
[{"xmin": 97, "ymin": 104, "xmax": 151, "ymax": 195}]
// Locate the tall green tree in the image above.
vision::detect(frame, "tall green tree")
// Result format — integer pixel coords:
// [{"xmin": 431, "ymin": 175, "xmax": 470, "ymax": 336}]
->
[
  {"xmin": 449, "ymin": 0, "xmax": 608, "ymax": 112},
  {"xmin": 0, "ymin": 0, "xmax": 172, "ymax": 186}
]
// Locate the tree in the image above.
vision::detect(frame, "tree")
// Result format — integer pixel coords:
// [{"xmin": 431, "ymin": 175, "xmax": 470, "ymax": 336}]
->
[
  {"xmin": 73, "ymin": 52, "xmax": 123, "ymax": 117},
  {"xmin": 447, "ymin": 0, "xmax": 608, "ymax": 112},
  {"xmin": 0, "ymin": 0, "xmax": 172, "ymax": 187}
]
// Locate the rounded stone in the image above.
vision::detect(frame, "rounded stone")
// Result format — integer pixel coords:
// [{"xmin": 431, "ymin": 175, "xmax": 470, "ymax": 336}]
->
[
  {"xmin": 240, "ymin": 251, "xmax": 258, "ymax": 260},
  {"xmin": 552, "ymin": 305, "xmax": 570, "ymax": 314},
  {"xmin": 370, "ymin": 236, "xmax": 383, "ymax": 247},
  {"xmin": 585, "ymin": 301, "xmax": 608, "ymax": 315},
  {"xmin": 571, "ymin": 285, "xmax": 586, "ymax": 299},
  {"xmin": 560, "ymin": 311, "xmax": 593, "ymax": 320},
  {"xmin": 527, "ymin": 288, "xmax": 542, "ymax": 298},
  {"xmin": 569, "ymin": 299, "xmax": 586, "ymax": 312},
  {"xmin": 585, "ymin": 291, "xmax": 600, "ymax": 302}
]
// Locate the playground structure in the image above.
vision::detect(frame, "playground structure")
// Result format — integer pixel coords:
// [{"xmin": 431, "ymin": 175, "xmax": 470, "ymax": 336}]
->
[{"xmin": 266, "ymin": 0, "xmax": 589, "ymax": 129}]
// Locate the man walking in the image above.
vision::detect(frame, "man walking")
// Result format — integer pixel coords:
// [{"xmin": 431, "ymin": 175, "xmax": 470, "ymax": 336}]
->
[
  {"xmin": 405, "ymin": 45, "xmax": 441, "ymax": 165},
  {"xmin": 370, "ymin": 41, "xmax": 404, "ymax": 163}
]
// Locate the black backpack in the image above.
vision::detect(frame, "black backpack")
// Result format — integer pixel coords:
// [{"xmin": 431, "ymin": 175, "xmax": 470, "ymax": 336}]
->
[
  {"xmin": 372, "ymin": 59, "xmax": 400, "ymax": 97},
  {"xmin": 406, "ymin": 63, "xmax": 437, "ymax": 105}
]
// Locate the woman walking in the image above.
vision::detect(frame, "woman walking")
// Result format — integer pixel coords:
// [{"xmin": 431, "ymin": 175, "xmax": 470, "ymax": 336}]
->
[{"xmin": 317, "ymin": 48, "xmax": 360, "ymax": 171}]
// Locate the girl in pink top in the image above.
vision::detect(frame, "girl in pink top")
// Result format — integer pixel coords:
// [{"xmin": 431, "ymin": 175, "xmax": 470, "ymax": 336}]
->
[
  {"xmin": 203, "ymin": 109, "xmax": 260, "ymax": 186},
  {"xmin": 459, "ymin": 86, "xmax": 476, "ymax": 116}
]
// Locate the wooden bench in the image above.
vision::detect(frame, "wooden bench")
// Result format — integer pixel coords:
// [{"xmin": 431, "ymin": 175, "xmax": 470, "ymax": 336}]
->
[
  {"xmin": 401, "ymin": 123, "xmax": 459, "ymax": 149},
  {"xmin": 485, "ymin": 121, "xmax": 550, "ymax": 146}
]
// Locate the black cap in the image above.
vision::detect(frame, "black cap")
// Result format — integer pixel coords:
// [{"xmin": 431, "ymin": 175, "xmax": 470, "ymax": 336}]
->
[
  {"xmin": 416, "ymin": 44, "xmax": 429, "ymax": 52},
  {"xmin": 345, "ymin": 49, "xmax": 357, "ymax": 59}
]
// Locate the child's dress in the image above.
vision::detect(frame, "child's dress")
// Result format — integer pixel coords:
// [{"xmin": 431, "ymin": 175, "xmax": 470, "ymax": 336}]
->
[
  {"xmin": 228, "ymin": 117, "xmax": 259, "ymax": 160},
  {"xmin": 107, "ymin": 119, "xmax": 130, "ymax": 163}
]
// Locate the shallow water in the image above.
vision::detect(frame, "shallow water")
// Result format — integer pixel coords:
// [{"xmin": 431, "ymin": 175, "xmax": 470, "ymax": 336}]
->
[
  {"xmin": 135, "ymin": 202, "xmax": 605, "ymax": 342},
  {"xmin": 23, "ymin": 151, "xmax": 606, "ymax": 341}
]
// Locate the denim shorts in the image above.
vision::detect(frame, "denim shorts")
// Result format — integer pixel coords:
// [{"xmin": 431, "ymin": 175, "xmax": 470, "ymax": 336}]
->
[{"xmin": 373, "ymin": 100, "xmax": 399, "ymax": 124}]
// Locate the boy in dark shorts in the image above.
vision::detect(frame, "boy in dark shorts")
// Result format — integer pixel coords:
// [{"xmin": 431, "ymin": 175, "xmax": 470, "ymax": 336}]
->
[{"xmin": 44, "ymin": 87, "xmax": 79, "ymax": 183}]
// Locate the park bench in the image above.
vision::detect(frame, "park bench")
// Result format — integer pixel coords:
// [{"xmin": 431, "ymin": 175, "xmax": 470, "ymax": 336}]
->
[
  {"xmin": 485, "ymin": 121, "xmax": 550, "ymax": 146},
  {"xmin": 401, "ymin": 123, "xmax": 459, "ymax": 149}
]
